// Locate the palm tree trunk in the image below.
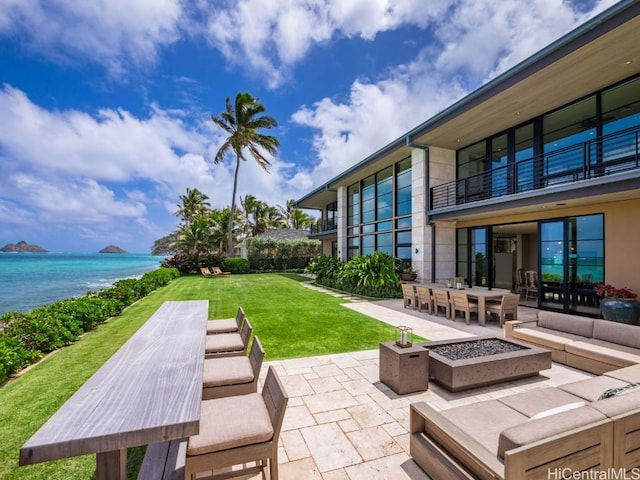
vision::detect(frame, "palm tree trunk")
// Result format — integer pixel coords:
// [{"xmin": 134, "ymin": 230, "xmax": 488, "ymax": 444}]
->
[{"xmin": 228, "ymin": 155, "xmax": 241, "ymax": 256}]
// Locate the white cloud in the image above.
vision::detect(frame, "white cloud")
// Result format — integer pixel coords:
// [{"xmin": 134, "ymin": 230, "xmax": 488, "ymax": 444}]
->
[
  {"xmin": 0, "ymin": 84, "xmax": 301, "ymax": 243},
  {"xmin": 288, "ymin": 0, "xmax": 614, "ymax": 189},
  {"xmin": 205, "ymin": 0, "xmax": 448, "ymax": 88},
  {"xmin": 0, "ymin": 0, "xmax": 183, "ymax": 76}
]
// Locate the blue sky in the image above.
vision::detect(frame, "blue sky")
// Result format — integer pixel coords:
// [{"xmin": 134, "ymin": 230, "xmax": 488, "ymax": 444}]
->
[{"xmin": 0, "ymin": 0, "xmax": 613, "ymax": 253}]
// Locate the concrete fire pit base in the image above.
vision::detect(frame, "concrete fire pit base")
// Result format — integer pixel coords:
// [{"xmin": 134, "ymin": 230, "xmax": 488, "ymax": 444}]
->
[{"xmin": 422, "ymin": 336, "xmax": 552, "ymax": 392}]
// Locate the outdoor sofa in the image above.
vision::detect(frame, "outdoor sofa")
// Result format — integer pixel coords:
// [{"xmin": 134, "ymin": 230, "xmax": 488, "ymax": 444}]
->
[
  {"xmin": 505, "ymin": 310, "xmax": 640, "ymax": 374},
  {"xmin": 410, "ymin": 363, "xmax": 640, "ymax": 479}
]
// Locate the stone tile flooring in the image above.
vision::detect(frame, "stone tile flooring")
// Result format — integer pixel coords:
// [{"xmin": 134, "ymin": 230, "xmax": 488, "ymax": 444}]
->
[{"xmin": 239, "ymin": 296, "xmax": 594, "ymax": 480}]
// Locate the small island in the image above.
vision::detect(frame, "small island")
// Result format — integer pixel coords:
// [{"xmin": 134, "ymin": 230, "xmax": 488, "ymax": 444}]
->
[
  {"xmin": 99, "ymin": 245, "xmax": 128, "ymax": 254},
  {"xmin": 0, "ymin": 240, "xmax": 48, "ymax": 253}
]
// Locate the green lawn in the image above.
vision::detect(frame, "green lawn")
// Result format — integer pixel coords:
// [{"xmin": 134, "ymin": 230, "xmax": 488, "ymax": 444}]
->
[{"xmin": 0, "ymin": 273, "xmax": 414, "ymax": 479}]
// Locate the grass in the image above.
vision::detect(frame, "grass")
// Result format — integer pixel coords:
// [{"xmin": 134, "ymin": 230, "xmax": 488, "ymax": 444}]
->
[{"xmin": 0, "ymin": 273, "xmax": 418, "ymax": 479}]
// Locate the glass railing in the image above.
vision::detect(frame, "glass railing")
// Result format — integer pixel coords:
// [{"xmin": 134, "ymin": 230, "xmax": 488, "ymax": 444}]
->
[
  {"xmin": 310, "ymin": 220, "xmax": 338, "ymax": 235},
  {"xmin": 431, "ymin": 125, "xmax": 640, "ymax": 209}
]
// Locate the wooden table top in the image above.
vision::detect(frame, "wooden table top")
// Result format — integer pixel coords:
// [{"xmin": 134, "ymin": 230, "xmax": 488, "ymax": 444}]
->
[{"xmin": 20, "ymin": 300, "xmax": 209, "ymax": 465}]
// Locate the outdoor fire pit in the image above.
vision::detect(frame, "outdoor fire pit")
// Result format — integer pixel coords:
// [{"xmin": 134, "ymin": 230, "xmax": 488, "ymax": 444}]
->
[{"xmin": 423, "ymin": 336, "xmax": 552, "ymax": 392}]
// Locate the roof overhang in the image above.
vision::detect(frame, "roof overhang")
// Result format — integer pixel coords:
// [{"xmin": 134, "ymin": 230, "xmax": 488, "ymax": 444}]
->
[
  {"xmin": 408, "ymin": 0, "xmax": 640, "ymax": 149},
  {"xmin": 296, "ymin": 0, "xmax": 640, "ymax": 209}
]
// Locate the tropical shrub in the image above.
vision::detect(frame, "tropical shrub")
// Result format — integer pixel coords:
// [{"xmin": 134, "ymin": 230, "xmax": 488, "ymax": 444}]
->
[
  {"xmin": 338, "ymin": 252, "xmax": 398, "ymax": 288},
  {"xmin": 309, "ymin": 253, "xmax": 402, "ymax": 298},
  {"xmin": 0, "ymin": 267, "xmax": 179, "ymax": 382},
  {"xmin": 221, "ymin": 257, "xmax": 250, "ymax": 273},
  {"xmin": 0, "ymin": 337, "xmax": 40, "ymax": 384},
  {"xmin": 306, "ymin": 255, "xmax": 343, "ymax": 282}
]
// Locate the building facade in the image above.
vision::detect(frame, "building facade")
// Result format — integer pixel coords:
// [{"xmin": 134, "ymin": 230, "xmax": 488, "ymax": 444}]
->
[{"xmin": 296, "ymin": 0, "xmax": 640, "ymax": 317}]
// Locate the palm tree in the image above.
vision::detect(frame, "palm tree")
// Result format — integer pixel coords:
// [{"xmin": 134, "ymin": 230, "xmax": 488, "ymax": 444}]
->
[
  {"xmin": 211, "ymin": 92, "xmax": 280, "ymax": 256},
  {"xmin": 277, "ymin": 199, "xmax": 313, "ymax": 230},
  {"xmin": 175, "ymin": 188, "xmax": 210, "ymax": 228}
]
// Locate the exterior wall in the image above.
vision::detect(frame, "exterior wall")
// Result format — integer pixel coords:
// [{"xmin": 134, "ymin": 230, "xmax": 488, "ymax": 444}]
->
[
  {"xmin": 456, "ymin": 199, "xmax": 640, "ymax": 294},
  {"xmin": 427, "ymin": 146, "xmax": 456, "ymax": 283},
  {"xmin": 337, "ymin": 186, "xmax": 348, "ymax": 261}
]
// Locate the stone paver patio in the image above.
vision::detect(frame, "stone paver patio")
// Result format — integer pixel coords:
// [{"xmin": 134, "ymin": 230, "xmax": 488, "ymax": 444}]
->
[{"xmin": 238, "ymin": 296, "xmax": 595, "ymax": 480}]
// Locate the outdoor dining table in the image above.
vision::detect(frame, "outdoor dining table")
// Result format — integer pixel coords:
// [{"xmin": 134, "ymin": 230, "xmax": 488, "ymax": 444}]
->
[
  {"xmin": 420, "ymin": 283, "xmax": 511, "ymax": 325},
  {"xmin": 19, "ymin": 300, "xmax": 209, "ymax": 480}
]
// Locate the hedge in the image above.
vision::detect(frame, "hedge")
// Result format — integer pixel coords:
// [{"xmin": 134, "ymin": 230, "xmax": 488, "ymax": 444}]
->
[
  {"xmin": 246, "ymin": 236, "xmax": 320, "ymax": 271},
  {"xmin": 0, "ymin": 267, "xmax": 179, "ymax": 384}
]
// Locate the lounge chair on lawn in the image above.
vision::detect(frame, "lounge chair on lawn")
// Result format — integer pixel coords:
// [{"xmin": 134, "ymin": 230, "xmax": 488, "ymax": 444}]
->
[
  {"xmin": 211, "ymin": 266, "xmax": 231, "ymax": 276},
  {"xmin": 200, "ymin": 267, "xmax": 215, "ymax": 277}
]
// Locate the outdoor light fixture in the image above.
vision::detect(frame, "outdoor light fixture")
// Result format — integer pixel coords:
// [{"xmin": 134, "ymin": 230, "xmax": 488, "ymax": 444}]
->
[{"xmin": 396, "ymin": 325, "xmax": 413, "ymax": 348}]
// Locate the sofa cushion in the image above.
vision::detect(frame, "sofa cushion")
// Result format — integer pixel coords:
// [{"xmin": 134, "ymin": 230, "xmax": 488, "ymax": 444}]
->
[
  {"xmin": 537, "ymin": 311, "xmax": 594, "ymax": 337},
  {"xmin": 187, "ymin": 393, "xmax": 273, "ymax": 456},
  {"xmin": 557, "ymin": 375, "xmax": 630, "ymax": 402},
  {"xmin": 567, "ymin": 340, "xmax": 640, "ymax": 368},
  {"xmin": 440, "ymin": 400, "xmax": 527, "ymax": 456},
  {"xmin": 589, "ymin": 389, "xmax": 640, "ymax": 418},
  {"xmin": 510, "ymin": 327, "xmax": 584, "ymax": 351},
  {"xmin": 497, "ymin": 387, "xmax": 584, "ymax": 417},
  {"xmin": 592, "ymin": 319, "xmax": 640, "ymax": 349},
  {"xmin": 605, "ymin": 363, "xmax": 640, "ymax": 383},
  {"xmin": 202, "ymin": 356, "xmax": 254, "ymax": 387},
  {"xmin": 497, "ymin": 406, "xmax": 606, "ymax": 459}
]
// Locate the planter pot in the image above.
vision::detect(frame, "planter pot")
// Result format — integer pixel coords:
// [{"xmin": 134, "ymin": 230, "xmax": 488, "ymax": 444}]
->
[
  {"xmin": 600, "ymin": 297, "xmax": 640, "ymax": 325},
  {"xmin": 400, "ymin": 273, "xmax": 418, "ymax": 282}
]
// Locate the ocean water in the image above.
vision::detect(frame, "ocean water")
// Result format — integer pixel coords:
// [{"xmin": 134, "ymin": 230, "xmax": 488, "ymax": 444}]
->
[{"xmin": 0, "ymin": 253, "xmax": 165, "ymax": 316}]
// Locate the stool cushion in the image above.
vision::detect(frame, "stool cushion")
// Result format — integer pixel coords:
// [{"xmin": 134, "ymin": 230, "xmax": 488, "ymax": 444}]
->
[
  {"xmin": 205, "ymin": 333, "xmax": 244, "ymax": 353},
  {"xmin": 206, "ymin": 318, "xmax": 237, "ymax": 334},
  {"xmin": 203, "ymin": 357, "xmax": 254, "ymax": 387},
  {"xmin": 187, "ymin": 394, "xmax": 273, "ymax": 456}
]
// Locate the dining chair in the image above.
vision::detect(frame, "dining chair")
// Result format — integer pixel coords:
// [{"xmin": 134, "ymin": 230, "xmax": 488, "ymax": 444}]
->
[
  {"xmin": 185, "ymin": 366, "xmax": 288, "ymax": 480},
  {"xmin": 202, "ymin": 336, "xmax": 265, "ymax": 400},
  {"xmin": 525, "ymin": 270, "xmax": 538, "ymax": 302},
  {"xmin": 206, "ymin": 306, "xmax": 245, "ymax": 335},
  {"xmin": 415, "ymin": 286, "xmax": 433, "ymax": 314},
  {"xmin": 432, "ymin": 289, "xmax": 451, "ymax": 319},
  {"xmin": 401, "ymin": 283, "xmax": 418, "ymax": 309},
  {"xmin": 486, "ymin": 293, "xmax": 520, "ymax": 326},
  {"xmin": 205, "ymin": 319, "xmax": 252, "ymax": 358},
  {"xmin": 449, "ymin": 291, "xmax": 479, "ymax": 325}
]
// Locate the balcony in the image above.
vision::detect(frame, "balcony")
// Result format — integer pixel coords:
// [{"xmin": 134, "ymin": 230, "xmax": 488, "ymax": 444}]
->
[
  {"xmin": 431, "ymin": 126, "xmax": 640, "ymax": 210},
  {"xmin": 310, "ymin": 219, "xmax": 338, "ymax": 236}
]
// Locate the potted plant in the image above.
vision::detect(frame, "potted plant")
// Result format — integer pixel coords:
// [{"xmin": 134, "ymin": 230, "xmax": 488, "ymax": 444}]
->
[
  {"xmin": 595, "ymin": 284, "xmax": 640, "ymax": 325},
  {"xmin": 397, "ymin": 261, "xmax": 418, "ymax": 282}
]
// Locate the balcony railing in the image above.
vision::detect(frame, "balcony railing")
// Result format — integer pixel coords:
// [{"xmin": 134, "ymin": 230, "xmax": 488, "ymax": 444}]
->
[
  {"xmin": 431, "ymin": 126, "xmax": 640, "ymax": 210},
  {"xmin": 310, "ymin": 219, "xmax": 338, "ymax": 235}
]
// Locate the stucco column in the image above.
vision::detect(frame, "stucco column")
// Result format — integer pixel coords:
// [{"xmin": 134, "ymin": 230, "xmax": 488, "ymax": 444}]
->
[
  {"xmin": 337, "ymin": 186, "xmax": 348, "ymax": 261},
  {"xmin": 411, "ymin": 148, "xmax": 428, "ymax": 281}
]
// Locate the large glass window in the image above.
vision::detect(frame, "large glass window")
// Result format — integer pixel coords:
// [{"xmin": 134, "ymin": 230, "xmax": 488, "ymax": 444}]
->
[
  {"xmin": 490, "ymin": 134, "xmax": 508, "ymax": 197},
  {"xmin": 347, "ymin": 184, "xmax": 359, "ymax": 227},
  {"xmin": 456, "ymin": 229, "xmax": 468, "ymax": 282},
  {"xmin": 377, "ymin": 167, "xmax": 393, "ymax": 220},
  {"xmin": 515, "ymin": 123, "xmax": 535, "ymax": 192},
  {"xmin": 602, "ymin": 76, "xmax": 640, "ymax": 135},
  {"xmin": 457, "ymin": 141, "xmax": 487, "ymax": 201},
  {"xmin": 396, "ymin": 158, "xmax": 412, "ymax": 216},
  {"xmin": 601, "ymin": 77, "xmax": 640, "ymax": 173},
  {"xmin": 361, "ymin": 176, "xmax": 375, "ymax": 223},
  {"xmin": 540, "ymin": 214, "xmax": 603, "ymax": 314},
  {"xmin": 543, "ymin": 97, "xmax": 596, "ymax": 184},
  {"xmin": 346, "ymin": 157, "xmax": 412, "ymax": 258},
  {"xmin": 472, "ymin": 229, "xmax": 488, "ymax": 287}
]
